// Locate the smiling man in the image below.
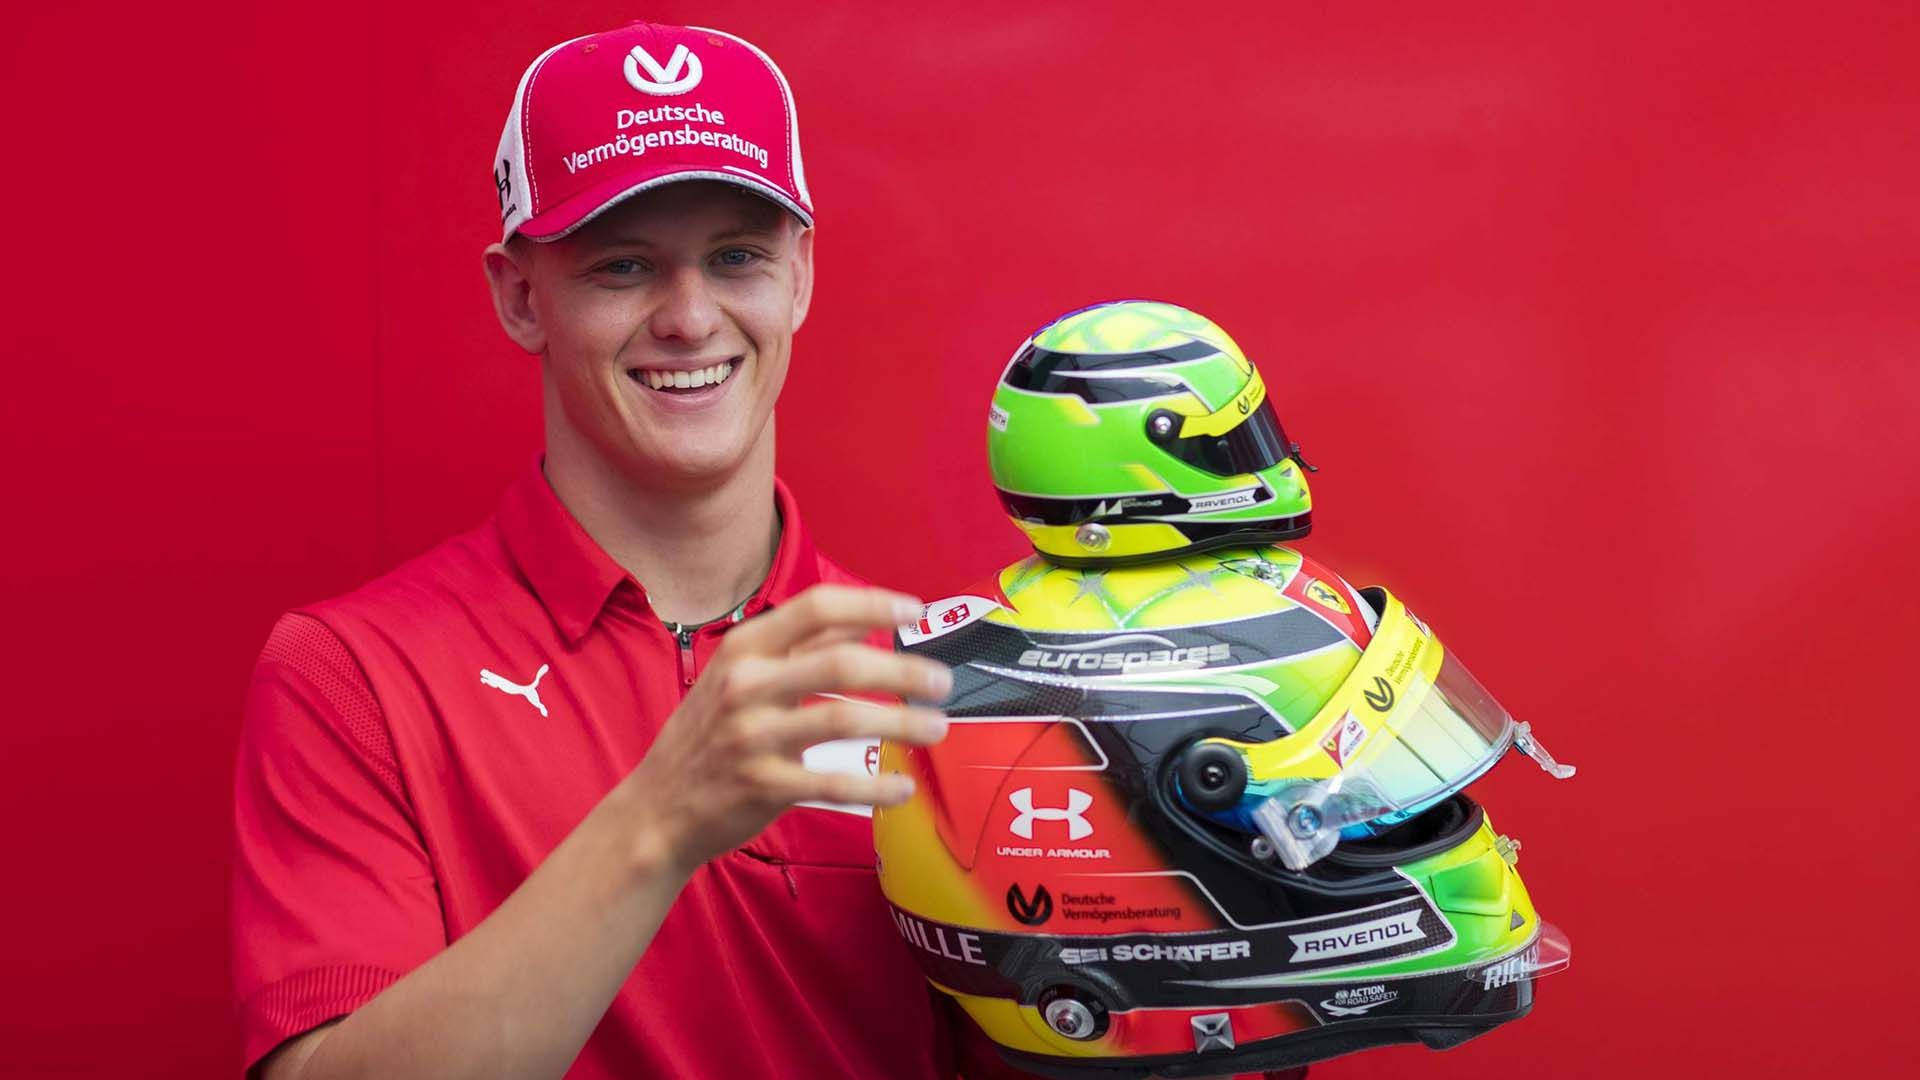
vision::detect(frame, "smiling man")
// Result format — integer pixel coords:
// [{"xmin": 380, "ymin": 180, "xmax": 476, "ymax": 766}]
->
[{"xmin": 230, "ymin": 21, "xmax": 998, "ymax": 1080}]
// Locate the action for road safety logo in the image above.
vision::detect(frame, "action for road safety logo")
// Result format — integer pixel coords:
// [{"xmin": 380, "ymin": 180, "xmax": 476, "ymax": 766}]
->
[{"xmin": 1320, "ymin": 984, "xmax": 1398, "ymax": 1017}]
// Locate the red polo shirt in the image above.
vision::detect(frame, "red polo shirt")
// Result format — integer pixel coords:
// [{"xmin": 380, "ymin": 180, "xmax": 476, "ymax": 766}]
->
[{"xmin": 231, "ymin": 460, "xmax": 961, "ymax": 1077}]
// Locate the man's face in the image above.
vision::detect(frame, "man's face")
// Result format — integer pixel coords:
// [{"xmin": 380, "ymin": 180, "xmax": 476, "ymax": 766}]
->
[{"xmin": 514, "ymin": 182, "xmax": 813, "ymax": 488}]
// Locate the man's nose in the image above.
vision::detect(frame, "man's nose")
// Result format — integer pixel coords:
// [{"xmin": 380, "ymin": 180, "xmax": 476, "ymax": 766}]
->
[{"xmin": 649, "ymin": 267, "xmax": 723, "ymax": 343}]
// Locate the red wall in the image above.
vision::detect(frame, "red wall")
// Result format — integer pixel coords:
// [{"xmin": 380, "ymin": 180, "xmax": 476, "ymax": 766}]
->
[{"xmin": 5, "ymin": 1, "xmax": 1917, "ymax": 1075}]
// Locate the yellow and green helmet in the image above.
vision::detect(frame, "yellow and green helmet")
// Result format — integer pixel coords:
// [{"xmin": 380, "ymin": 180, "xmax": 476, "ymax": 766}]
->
[{"xmin": 988, "ymin": 300, "xmax": 1316, "ymax": 566}]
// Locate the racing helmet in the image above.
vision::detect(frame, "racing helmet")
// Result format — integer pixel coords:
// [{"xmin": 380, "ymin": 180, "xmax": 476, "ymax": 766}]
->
[
  {"xmin": 988, "ymin": 300, "xmax": 1316, "ymax": 567},
  {"xmin": 874, "ymin": 548, "xmax": 1575, "ymax": 1077}
]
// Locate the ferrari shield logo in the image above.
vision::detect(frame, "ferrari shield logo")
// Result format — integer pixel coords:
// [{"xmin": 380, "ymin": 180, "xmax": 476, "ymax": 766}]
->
[{"xmin": 1304, "ymin": 578, "xmax": 1351, "ymax": 615}]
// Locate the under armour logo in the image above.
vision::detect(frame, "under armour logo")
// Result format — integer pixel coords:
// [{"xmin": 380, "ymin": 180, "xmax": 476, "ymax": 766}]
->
[
  {"xmin": 624, "ymin": 43, "xmax": 702, "ymax": 95},
  {"xmin": 494, "ymin": 157, "xmax": 515, "ymax": 218},
  {"xmin": 1008, "ymin": 787, "xmax": 1093, "ymax": 840},
  {"xmin": 480, "ymin": 664, "xmax": 550, "ymax": 717}
]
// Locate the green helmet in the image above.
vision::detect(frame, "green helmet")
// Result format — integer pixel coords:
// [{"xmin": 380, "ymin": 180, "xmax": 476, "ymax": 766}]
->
[{"xmin": 988, "ymin": 299, "xmax": 1316, "ymax": 566}]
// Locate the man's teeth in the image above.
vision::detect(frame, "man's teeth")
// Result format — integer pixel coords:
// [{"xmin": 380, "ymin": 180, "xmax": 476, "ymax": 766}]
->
[{"xmin": 640, "ymin": 362, "xmax": 734, "ymax": 390}]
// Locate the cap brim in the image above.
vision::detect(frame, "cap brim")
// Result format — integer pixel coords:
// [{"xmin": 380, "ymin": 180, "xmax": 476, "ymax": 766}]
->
[{"xmin": 514, "ymin": 167, "xmax": 813, "ymax": 242}]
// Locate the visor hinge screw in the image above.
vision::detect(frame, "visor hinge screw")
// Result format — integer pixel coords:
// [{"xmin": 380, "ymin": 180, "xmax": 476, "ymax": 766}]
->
[
  {"xmin": 1075, "ymin": 523, "xmax": 1111, "ymax": 551},
  {"xmin": 1287, "ymin": 803, "xmax": 1323, "ymax": 839},
  {"xmin": 1043, "ymin": 997, "xmax": 1099, "ymax": 1040}
]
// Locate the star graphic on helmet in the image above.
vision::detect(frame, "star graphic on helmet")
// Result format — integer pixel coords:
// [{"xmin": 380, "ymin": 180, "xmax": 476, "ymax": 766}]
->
[
  {"xmin": 1177, "ymin": 564, "xmax": 1225, "ymax": 596},
  {"xmin": 1005, "ymin": 556, "xmax": 1052, "ymax": 597},
  {"xmin": 1069, "ymin": 570, "xmax": 1116, "ymax": 612},
  {"xmin": 1220, "ymin": 557, "xmax": 1289, "ymax": 590}
]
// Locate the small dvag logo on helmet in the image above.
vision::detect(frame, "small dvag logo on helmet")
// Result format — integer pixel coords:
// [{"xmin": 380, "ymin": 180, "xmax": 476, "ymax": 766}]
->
[
  {"xmin": 1364, "ymin": 675, "xmax": 1396, "ymax": 713},
  {"xmin": 1005, "ymin": 883, "xmax": 1053, "ymax": 926},
  {"xmin": 624, "ymin": 43, "xmax": 703, "ymax": 96}
]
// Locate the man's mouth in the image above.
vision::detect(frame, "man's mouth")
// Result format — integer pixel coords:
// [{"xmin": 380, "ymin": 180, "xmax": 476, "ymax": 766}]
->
[{"xmin": 627, "ymin": 359, "xmax": 739, "ymax": 394}]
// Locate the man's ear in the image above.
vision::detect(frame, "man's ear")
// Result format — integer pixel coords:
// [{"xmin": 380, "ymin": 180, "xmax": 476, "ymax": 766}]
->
[
  {"xmin": 789, "ymin": 225, "xmax": 815, "ymax": 334},
  {"xmin": 482, "ymin": 239, "xmax": 547, "ymax": 355}
]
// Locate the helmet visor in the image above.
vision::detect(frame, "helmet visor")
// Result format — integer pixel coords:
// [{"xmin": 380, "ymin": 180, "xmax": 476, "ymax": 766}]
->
[
  {"xmin": 1248, "ymin": 593, "xmax": 1575, "ymax": 869},
  {"xmin": 1162, "ymin": 397, "xmax": 1295, "ymax": 478}
]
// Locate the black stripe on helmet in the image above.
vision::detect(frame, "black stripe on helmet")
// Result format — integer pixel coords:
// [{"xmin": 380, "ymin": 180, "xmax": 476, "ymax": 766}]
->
[
  {"xmin": 996, "ymin": 488, "xmax": 1274, "ymax": 527},
  {"xmin": 1002, "ymin": 340, "xmax": 1221, "ymax": 403},
  {"xmin": 1037, "ymin": 514, "xmax": 1314, "ymax": 568}
]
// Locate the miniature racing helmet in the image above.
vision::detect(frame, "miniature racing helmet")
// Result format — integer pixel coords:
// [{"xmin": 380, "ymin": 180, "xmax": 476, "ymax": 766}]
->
[
  {"xmin": 988, "ymin": 301, "xmax": 1315, "ymax": 567},
  {"xmin": 874, "ymin": 548, "xmax": 1574, "ymax": 1078}
]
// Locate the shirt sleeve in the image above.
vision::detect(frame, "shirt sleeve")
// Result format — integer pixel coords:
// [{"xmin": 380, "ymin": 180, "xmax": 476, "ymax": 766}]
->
[{"xmin": 230, "ymin": 613, "xmax": 445, "ymax": 1074}]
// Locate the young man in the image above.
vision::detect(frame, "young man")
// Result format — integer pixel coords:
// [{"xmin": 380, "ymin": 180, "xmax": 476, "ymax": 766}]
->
[{"xmin": 231, "ymin": 21, "xmax": 985, "ymax": 1079}]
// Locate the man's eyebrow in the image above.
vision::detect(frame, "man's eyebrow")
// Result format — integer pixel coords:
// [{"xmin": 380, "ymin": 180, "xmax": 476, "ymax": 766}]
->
[
  {"xmin": 710, "ymin": 223, "xmax": 783, "ymax": 242},
  {"xmin": 578, "ymin": 231, "xmax": 656, "ymax": 251},
  {"xmin": 577, "ymin": 222, "xmax": 783, "ymax": 250}
]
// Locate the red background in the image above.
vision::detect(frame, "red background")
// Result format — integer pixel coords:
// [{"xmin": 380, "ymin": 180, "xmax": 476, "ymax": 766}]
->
[{"xmin": 4, "ymin": 1, "xmax": 1917, "ymax": 1075}]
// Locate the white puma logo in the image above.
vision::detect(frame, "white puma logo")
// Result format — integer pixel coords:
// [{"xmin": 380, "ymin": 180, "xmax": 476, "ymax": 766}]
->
[{"xmin": 480, "ymin": 664, "xmax": 550, "ymax": 717}]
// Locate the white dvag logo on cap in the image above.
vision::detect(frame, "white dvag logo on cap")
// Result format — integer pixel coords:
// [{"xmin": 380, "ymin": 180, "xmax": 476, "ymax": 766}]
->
[{"xmin": 624, "ymin": 43, "xmax": 702, "ymax": 95}]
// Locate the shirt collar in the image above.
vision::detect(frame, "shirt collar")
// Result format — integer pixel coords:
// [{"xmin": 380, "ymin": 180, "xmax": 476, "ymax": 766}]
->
[{"xmin": 496, "ymin": 456, "xmax": 823, "ymax": 646}]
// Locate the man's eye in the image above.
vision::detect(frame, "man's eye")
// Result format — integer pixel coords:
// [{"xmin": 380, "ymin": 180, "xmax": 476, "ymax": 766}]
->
[
  {"xmin": 715, "ymin": 248, "xmax": 756, "ymax": 268},
  {"xmin": 601, "ymin": 258, "xmax": 646, "ymax": 274}
]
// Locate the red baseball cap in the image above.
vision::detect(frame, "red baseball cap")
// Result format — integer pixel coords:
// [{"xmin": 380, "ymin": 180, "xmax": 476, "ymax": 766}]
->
[{"xmin": 492, "ymin": 22, "xmax": 813, "ymax": 243}]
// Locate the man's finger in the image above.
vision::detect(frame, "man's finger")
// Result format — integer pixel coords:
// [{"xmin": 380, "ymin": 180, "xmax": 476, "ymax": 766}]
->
[
  {"xmin": 787, "ymin": 621, "xmax": 892, "ymax": 657},
  {"xmin": 724, "ymin": 584, "xmax": 922, "ymax": 658},
  {"xmin": 762, "ymin": 701, "xmax": 947, "ymax": 754},
  {"xmin": 758, "ymin": 759, "xmax": 918, "ymax": 809},
  {"xmin": 754, "ymin": 642, "xmax": 951, "ymax": 705}
]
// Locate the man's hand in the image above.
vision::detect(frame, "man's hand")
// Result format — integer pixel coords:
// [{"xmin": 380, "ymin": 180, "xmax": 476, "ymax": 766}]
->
[{"xmin": 625, "ymin": 584, "xmax": 951, "ymax": 876}]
